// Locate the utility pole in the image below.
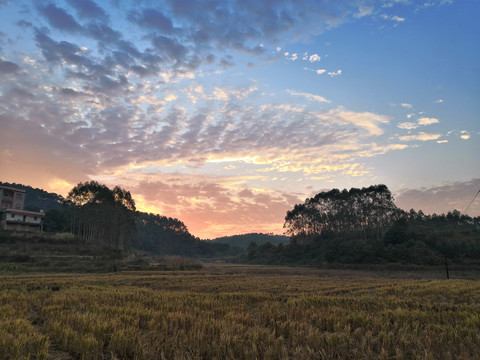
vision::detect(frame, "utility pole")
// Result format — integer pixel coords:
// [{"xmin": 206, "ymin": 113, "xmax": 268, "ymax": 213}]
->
[{"xmin": 444, "ymin": 189, "xmax": 479, "ymax": 279}]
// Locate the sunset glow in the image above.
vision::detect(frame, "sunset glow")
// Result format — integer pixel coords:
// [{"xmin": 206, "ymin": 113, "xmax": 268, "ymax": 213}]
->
[{"xmin": 0, "ymin": 0, "xmax": 478, "ymax": 238}]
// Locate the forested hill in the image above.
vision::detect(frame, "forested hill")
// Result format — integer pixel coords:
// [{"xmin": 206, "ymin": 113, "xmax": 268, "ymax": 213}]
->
[
  {"xmin": 212, "ymin": 233, "xmax": 290, "ymax": 249},
  {"xmin": 0, "ymin": 181, "xmax": 237, "ymax": 256},
  {"xmin": 246, "ymin": 185, "xmax": 480, "ymax": 266},
  {"xmin": 0, "ymin": 181, "xmax": 64, "ymax": 211}
]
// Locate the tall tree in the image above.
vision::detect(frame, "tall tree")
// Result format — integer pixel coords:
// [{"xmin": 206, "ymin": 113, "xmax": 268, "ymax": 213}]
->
[
  {"xmin": 66, "ymin": 181, "xmax": 136, "ymax": 248},
  {"xmin": 284, "ymin": 185, "xmax": 401, "ymax": 242}
]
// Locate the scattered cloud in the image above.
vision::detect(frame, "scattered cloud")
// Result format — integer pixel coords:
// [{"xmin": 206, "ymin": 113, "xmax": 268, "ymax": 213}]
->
[
  {"xmin": 391, "ymin": 15, "xmax": 406, "ymax": 22},
  {"xmin": 288, "ymin": 52, "xmax": 321, "ymax": 63},
  {"xmin": 285, "ymin": 52, "xmax": 298, "ymax": 61},
  {"xmin": 355, "ymin": 6, "xmax": 374, "ymax": 18},
  {"xmin": 401, "ymin": 103, "xmax": 413, "ymax": 109},
  {"xmin": 287, "ymin": 90, "xmax": 331, "ymax": 103},
  {"xmin": 435, "ymin": 99, "xmax": 444, "ymax": 103},
  {"xmin": 0, "ymin": 0, "xmax": 474, "ymax": 238},
  {"xmin": 417, "ymin": 117, "xmax": 439, "ymax": 126},
  {"xmin": 397, "ymin": 116, "xmax": 439, "ymax": 129},
  {"xmin": 381, "ymin": 14, "xmax": 406, "ymax": 22},
  {"xmin": 398, "ymin": 132, "xmax": 442, "ymax": 141},
  {"xmin": 397, "ymin": 122, "xmax": 418, "ymax": 130},
  {"xmin": 328, "ymin": 70, "xmax": 342, "ymax": 77}
]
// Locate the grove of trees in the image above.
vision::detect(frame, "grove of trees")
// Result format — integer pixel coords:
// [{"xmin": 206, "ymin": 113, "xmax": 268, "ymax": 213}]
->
[
  {"xmin": 246, "ymin": 185, "xmax": 480, "ymax": 266},
  {"xmin": 284, "ymin": 184, "xmax": 401, "ymax": 242},
  {"xmin": 66, "ymin": 181, "xmax": 137, "ymax": 248},
  {"xmin": 3, "ymin": 180, "xmax": 479, "ymax": 266}
]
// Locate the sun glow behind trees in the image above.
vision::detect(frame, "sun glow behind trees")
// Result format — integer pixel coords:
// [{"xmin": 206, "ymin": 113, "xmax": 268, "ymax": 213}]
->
[
  {"xmin": 284, "ymin": 185, "xmax": 400, "ymax": 242},
  {"xmin": 66, "ymin": 181, "xmax": 136, "ymax": 248}
]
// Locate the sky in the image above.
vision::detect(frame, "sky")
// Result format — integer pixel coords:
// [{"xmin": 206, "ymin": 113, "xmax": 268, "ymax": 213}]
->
[{"xmin": 0, "ymin": 0, "xmax": 479, "ymax": 239}]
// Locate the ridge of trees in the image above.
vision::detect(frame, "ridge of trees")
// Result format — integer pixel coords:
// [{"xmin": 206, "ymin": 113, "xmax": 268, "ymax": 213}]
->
[
  {"xmin": 3, "ymin": 181, "xmax": 479, "ymax": 266},
  {"xmin": 18, "ymin": 181, "xmax": 234, "ymax": 256},
  {"xmin": 0, "ymin": 181, "xmax": 64, "ymax": 211},
  {"xmin": 212, "ymin": 233, "xmax": 290, "ymax": 249},
  {"xmin": 246, "ymin": 185, "xmax": 480, "ymax": 265}
]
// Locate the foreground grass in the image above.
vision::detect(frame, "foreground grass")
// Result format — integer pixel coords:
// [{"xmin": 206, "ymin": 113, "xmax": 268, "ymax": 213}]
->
[{"xmin": 1, "ymin": 266, "xmax": 479, "ymax": 359}]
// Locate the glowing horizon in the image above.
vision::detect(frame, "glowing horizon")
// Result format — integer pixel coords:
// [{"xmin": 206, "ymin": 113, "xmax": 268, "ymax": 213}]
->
[{"xmin": 0, "ymin": 0, "xmax": 479, "ymax": 239}]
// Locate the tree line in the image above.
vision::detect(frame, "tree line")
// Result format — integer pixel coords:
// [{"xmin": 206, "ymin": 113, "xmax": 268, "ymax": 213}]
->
[
  {"xmin": 38, "ymin": 181, "xmax": 233, "ymax": 256},
  {"xmin": 246, "ymin": 185, "xmax": 480, "ymax": 265},
  {"xmin": 3, "ymin": 180, "xmax": 479, "ymax": 265}
]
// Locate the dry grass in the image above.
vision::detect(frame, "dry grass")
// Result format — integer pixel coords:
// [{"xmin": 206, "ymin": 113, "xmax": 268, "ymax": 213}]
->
[{"xmin": 1, "ymin": 265, "xmax": 479, "ymax": 359}]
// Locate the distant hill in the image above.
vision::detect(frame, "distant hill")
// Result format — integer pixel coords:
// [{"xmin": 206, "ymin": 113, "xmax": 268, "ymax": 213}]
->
[
  {"xmin": 0, "ymin": 181, "xmax": 64, "ymax": 211},
  {"xmin": 0, "ymin": 181, "xmax": 239, "ymax": 257},
  {"xmin": 212, "ymin": 233, "xmax": 290, "ymax": 249},
  {"xmin": 131, "ymin": 212, "xmax": 239, "ymax": 257}
]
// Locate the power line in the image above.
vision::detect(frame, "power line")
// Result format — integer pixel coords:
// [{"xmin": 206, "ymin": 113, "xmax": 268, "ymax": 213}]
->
[
  {"xmin": 443, "ymin": 188, "xmax": 480, "ymax": 279},
  {"xmin": 463, "ymin": 189, "xmax": 480, "ymax": 215}
]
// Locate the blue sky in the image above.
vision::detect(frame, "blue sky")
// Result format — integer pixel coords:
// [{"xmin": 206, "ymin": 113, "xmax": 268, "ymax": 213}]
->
[{"xmin": 0, "ymin": 0, "xmax": 478, "ymax": 238}]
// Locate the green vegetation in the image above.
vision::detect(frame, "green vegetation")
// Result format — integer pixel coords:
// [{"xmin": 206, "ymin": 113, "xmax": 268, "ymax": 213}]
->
[
  {"xmin": 131, "ymin": 212, "xmax": 235, "ymax": 257},
  {"xmin": 0, "ymin": 181, "xmax": 64, "ymax": 211},
  {"xmin": 0, "ymin": 231, "xmax": 206, "ymax": 273},
  {"xmin": 0, "ymin": 231, "xmax": 125, "ymax": 273},
  {"xmin": 2, "ymin": 181, "xmax": 479, "ymax": 267},
  {"xmin": 66, "ymin": 181, "xmax": 137, "ymax": 248},
  {"xmin": 1, "ymin": 266, "xmax": 480, "ymax": 359},
  {"xmin": 246, "ymin": 185, "xmax": 480, "ymax": 266},
  {"xmin": 212, "ymin": 232, "xmax": 290, "ymax": 249},
  {"xmin": 17, "ymin": 181, "xmax": 235, "ymax": 257}
]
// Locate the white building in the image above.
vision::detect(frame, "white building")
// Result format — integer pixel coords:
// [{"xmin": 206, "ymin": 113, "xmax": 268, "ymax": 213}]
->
[{"xmin": 0, "ymin": 185, "xmax": 45, "ymax": 232}]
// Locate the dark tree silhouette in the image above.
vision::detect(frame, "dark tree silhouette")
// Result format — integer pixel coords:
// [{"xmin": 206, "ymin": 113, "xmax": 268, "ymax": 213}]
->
[
  {"xmin": 284, "ymin": 185, "xmax": 401, "ymax": 243},
  {"xmin": 66, "ymin": 181, "xmax": 136, "ymax": 248}
]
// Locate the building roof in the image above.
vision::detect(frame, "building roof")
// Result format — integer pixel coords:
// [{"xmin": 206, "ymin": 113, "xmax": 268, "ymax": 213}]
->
[
  {"xmin": 0, "ymin": 185, "xmax": 26, "ymax": 193},
  {"xmin": 1, "ymin": 208, "xmax": 45, "ymax": 217}
]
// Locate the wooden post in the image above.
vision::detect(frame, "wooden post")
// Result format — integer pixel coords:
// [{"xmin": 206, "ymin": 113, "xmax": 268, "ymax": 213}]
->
[{"xmin": 444, "ymin": 255, "xmax": 449, "ymax": 279}]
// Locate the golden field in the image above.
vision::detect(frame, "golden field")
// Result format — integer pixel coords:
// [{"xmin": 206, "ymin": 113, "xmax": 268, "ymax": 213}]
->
[{"xmin": 1, "ymin": 265, "xmax": 479, "ymax": 360}]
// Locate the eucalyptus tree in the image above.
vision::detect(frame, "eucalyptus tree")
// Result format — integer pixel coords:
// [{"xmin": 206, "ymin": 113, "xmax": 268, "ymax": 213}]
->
[
  {"xmin": 66, "ymin": 181, "xmax": 136, "ymax": 248},
  {"xmin": 284, "ymin": 185, "xmax": 402, "ymax": 243}
]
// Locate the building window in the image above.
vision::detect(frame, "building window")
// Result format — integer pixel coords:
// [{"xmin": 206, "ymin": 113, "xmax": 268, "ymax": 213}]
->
[
  {"xmin": 11, "ymin": 213, "xmax": 15, "ymax": 218},
  {"xmin": 34, "ymin": 217, "xmax": 37, "ymax": 221},
  {"xmin": 15, "ymin": 204, "xmax": 21, "ymax": 209},
  {"xmin": 16, "ymin": 193, "xmax": 23, "ymax": 200}
]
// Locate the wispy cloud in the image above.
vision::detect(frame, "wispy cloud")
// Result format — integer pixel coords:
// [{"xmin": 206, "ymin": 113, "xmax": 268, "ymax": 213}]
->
[
  {"xmin": 398, "ymin": 132, "xmax": 442, "ymax": 141},
  {"xmin": 398, "ymin": 116, "xmax": 439, "ymax": 129},
  {"xmin": 355, "ymin": 6, "xmax": 374, "ymax": 18},
  {"xmin": 287, "ymin": 90, "xmax": 330, "ymax": 103},
  {"xmin": 328, "ymin": 70, "xmax": 342, "ymax": 77}
]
